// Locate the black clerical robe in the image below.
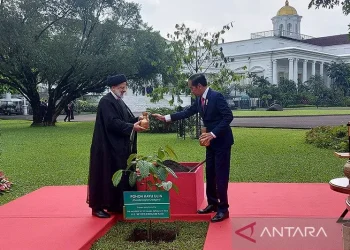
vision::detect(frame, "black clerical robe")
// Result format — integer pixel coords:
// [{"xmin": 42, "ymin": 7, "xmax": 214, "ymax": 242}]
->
[{"xmin": 87, "ymin": 92, "xmax": 137, "ymax": 211}]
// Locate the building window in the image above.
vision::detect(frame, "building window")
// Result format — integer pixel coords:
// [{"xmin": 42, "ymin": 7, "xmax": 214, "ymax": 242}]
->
[
  {"xmin": 279, "ymin": 24, "xmax": 283, "ymax": 36},
  {"xmin": 287, "ymin": 23, "xmax": 292, "ymax": 35}
]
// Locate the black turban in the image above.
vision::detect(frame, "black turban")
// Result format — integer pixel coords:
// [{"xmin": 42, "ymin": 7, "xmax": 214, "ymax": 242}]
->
[{"xmin": 107, "ymin": 74, "xmax": 127, "ymax": 87}]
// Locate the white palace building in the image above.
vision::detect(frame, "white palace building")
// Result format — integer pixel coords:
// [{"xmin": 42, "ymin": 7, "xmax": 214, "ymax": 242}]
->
[
  {"xmin": 123, "ymin": 0, "xmax": 350, "ymax": 111},
  {"xmin": 219, "ymin": 0, "xmax": 350, "ymax": 86}
]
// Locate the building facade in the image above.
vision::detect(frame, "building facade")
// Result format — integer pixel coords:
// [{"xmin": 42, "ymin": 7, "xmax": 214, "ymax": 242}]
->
[{"xmin": 219, "ymin": 0, "xmax": 350, "ymax": 87}]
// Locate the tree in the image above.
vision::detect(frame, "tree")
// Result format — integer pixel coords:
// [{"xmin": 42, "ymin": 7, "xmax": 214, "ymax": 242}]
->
[
  {"xmin": 151, "ymin": 22, "xmax": 236, "ymax": 101},
  {"xmin": 148, "ymin": 22, "xmax": 235, "ymax": 137},
  {"xmin": 309, "ymin": 0, "xmax": 350, "ymax": 32},
  {"xmin": 210, "ymin": 67, "xmax": 243, "ymax": 97},
  {"xmin": 276, "ymin": 78, "xmax": 298, "ymax": 107},
  {"xmin": 0, "ymin": 0, "xmax": 168, "ymax": 125},
  {"xmin": 308, "ymin": 0, "xmax": 350, "ymax": 15},
  {"xmin": 305, "ymin": 75, "xmax": 329, "ymax": 107},
  {"xmin": 326, "ymin": 61, "xmax": 350, "ymax": 96}
]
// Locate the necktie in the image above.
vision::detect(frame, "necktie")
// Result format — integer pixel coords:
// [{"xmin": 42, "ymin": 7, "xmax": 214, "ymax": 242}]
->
[{"xmin": 201, "ymin": 97, "xmax": 205, "ymax": 110}]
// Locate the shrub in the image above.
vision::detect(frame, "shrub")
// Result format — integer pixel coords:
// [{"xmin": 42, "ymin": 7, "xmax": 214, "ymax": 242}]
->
[
  {"xmin": 305, "ymin": 125, "xmax": 348, "ymax": 151},
  {"xmin": 286, "ymin": 104, "xmax": 316, "ymax": 108},
  {"xmin": 0, "ymin": 171, "xmax": 13, "ymax": 194},
  {"xmin": 76, "ymin": 100, "xmax": 98, "ymax": 113},
  {"xmin": 145, "ymin": 107, "xmax": 179, "ymax": 133}
]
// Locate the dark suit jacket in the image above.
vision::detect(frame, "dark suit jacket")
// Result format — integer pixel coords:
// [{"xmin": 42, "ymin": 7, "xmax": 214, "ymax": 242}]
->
[{"xmin": 171, "ymin": 88, "xmax": 234, "ymax": 149}]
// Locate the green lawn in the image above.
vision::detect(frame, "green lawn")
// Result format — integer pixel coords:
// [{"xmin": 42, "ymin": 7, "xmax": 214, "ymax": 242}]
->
[
  {"xmin": 234, "ymin": 107, "xmax": 350, "ymax": 117},
  {"xmin": 0, "ymin": 120, "xmax": 346, "ymax": 249}
]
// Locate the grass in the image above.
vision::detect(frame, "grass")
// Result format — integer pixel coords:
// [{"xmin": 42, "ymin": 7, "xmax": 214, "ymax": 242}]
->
[
  {"xmin": 0, "ymin": 119, "xmax": 346, "ymax": 248},
  {"xmin": 233, "ymin": 107, "xmax": 350, "ymax": 117},
  {"xmin": 91, "ymin": 221, "xmax": 208, "ymax": 250}
]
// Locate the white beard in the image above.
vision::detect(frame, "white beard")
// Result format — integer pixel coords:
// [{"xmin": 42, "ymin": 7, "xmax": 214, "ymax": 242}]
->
[{"xmin": 114, "ymin": 90, "xmax": 124, "ymax": 99}]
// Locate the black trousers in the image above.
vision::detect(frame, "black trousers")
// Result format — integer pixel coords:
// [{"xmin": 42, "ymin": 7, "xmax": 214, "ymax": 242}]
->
[{"xmin": 205, "ymin": 146, "xmax": 231, "ymax": 213}]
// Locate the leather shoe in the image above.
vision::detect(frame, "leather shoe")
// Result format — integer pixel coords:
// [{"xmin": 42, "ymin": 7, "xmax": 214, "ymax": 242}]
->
[
  {"xmin": 197, "ymin": 204, "xmax": 217, "ymax": 214},
  {"xmin": 211, "ymin": 211, "xmax": 229, "ymax": 222},
  {"xmin": 92, "ymin": 209, "xmax": 111, "ymax": 218}
]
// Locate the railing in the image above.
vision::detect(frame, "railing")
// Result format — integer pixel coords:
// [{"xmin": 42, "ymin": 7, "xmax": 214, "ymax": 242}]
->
[{"xmin": 251, "ymin": 30, "xmax": 314, "ymax": 40}]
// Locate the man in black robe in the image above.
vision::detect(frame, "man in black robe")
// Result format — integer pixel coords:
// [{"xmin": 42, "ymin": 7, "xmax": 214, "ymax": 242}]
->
[{"xmin": 87, "ymin": 74, "xmax": 146, "ymax": 218}]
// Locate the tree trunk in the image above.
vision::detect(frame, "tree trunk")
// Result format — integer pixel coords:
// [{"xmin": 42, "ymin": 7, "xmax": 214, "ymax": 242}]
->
[
  {"xmin": 45, "ymin": 105, "xmax": 55, "ymax": 126},
  {"xmin": 30, "ymin": 100, "xmax": 43, "ymax": 126}
]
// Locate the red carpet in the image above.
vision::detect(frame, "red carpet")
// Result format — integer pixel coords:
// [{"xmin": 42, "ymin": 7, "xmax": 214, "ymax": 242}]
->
[
  {"xmin": 204, "ymin": 183, "xmax": 347, "ymax": 250},
  {"xmin": 0, "ymin": 184, "xmax": 347, "ymax": 250}
]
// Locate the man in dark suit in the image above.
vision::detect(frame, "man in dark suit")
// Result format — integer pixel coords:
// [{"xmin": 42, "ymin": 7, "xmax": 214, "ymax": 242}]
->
[{"xmin": 152, "ymin": 73, "xmax": 234, "ymax": 222}]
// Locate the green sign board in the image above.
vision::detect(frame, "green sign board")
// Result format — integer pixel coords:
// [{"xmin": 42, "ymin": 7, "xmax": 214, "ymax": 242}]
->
[{"xmin": 123, "ymin": 191, "xmax": 170, "ymax": 219}]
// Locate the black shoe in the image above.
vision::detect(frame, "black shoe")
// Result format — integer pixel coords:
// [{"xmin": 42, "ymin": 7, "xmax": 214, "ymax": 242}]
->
[
  {"xmin": 197, "ymin": 204, "xmax": 218, "ymax": 214},
  {"xmin": 92, "ymin": 209, "xmax": 110, "ymax": 218},
  {"xmin": 211, "ymin": 211, "xmax": 229, "ymax": 223}
]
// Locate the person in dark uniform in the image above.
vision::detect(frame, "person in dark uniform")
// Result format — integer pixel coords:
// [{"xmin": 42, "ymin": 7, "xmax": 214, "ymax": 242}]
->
[
  {"xmin": 87, "ymin": 74, "xmax": 146, "ymax": 218},
  {"xmin": 153, "ymin": 73, "xmax": 234, "ymax": 222},
  {"xmin": 63, "ymin": 103, "xmax": 71, "ymax": 122}
]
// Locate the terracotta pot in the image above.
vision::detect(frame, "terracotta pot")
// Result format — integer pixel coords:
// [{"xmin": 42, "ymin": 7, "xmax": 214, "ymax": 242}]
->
[
  {"xmin": 199, "ymin": 127, "xmax": 210, "ymax": 147},
  {"xmin": 140, "ymin": 112, "xmax": 149, "ymax": 129}
]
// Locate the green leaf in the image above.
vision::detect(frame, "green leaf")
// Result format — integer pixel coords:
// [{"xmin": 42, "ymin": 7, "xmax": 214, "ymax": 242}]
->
[
  {"xmin": 137, "ymin": 160, "xmax": 151, "ymax": 178},
  {"xmin": 127, "ymin": 153, "xmax": 137, "ymax": 167},
  {"xmin": 165, "ymin": 145, "xmax": 177, "ymax": 159},
  {"xmin": 157, "ymin": 167, "xmax": 167, "ymax": 181},
  {"xmin": 172, "ymin": 183, "xmax": 179, "ymax": 194},
  {"xmin": 129, "ymin": 172, "xmax": 137, "ymax": 187},
  {"xmin": 112, "ymin": 170, "xmax": 123, "ymax": 187},
  {"xmin": 165, "ymin": 166, "xmax": 177, "ymax": 178},
  {"xmin": 161, "ymin": 181, "xmax": 172, "ymax": 191},
  {"xmin": 149, "ymin": 164, "xmax": 158, "ymax": 175},
  {"xmin": 157, "ymin": 148, "xmax": 165, "ymax": 159}
]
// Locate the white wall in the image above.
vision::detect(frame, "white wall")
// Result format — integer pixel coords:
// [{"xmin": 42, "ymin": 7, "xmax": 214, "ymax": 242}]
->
[{"xmin": 122, "ymin": 90, "xmax": 192, "ymax": 113}]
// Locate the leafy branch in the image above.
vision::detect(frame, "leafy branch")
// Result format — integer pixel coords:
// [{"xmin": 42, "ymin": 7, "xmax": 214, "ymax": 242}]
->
[{"xmin": 112, "ymin": 145, "xmax": 179, "ymax": 192}]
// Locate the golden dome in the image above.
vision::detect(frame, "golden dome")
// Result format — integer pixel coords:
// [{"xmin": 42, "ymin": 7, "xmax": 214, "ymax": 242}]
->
[{"xmin": 277, "ymin": 0, "xmax": 298, "ymax": 16}]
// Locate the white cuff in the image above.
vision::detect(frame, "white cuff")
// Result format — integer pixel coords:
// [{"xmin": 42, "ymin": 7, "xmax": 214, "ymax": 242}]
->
[
  {"xmin": 210, "ymin": 132, "xmax": 216, "ymax": 138},
  {"xmin": 165, "ymin": 114, "xmax": 172, "ymax": 122}
]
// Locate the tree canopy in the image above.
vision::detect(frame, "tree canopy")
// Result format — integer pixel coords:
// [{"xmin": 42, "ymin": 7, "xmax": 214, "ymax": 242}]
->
[{"xmin": 0, "ymin": 0, "xmax": 170, "ymax": 125}]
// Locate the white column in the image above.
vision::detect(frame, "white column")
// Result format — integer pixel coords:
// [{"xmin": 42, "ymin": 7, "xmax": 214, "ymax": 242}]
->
[
  {"xmin": 272, "ymin": 59, "xmax": 278, "ymax": 85},
  {"xmin": 288, "ymin": 58, "xmax": 294, "ymax": 81},
  {"xmin": 312, "ymin": 60, "xmax": 316, "ymax": 76},
  {"xmin": 320, "ymin": 62, "xmax": 324, "ymax": 77},
  {"xmin": 293, "ymin": 58, "xmax": 299, "ymax": 83},
  {"xmin": 303, "ymin": 59, "xmax": 308, "ymax": 83}
]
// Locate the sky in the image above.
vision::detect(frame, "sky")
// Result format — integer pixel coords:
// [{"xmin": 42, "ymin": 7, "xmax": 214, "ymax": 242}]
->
[{"xmin": 126, "ymin": 0, "xmax": 350, "ymax": 42}]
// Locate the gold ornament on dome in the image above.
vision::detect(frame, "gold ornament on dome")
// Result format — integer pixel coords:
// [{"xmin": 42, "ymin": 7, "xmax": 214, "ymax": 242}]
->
[{"xmin": 277, "ymin": 0, "xmax": 298, "ymax": 16}]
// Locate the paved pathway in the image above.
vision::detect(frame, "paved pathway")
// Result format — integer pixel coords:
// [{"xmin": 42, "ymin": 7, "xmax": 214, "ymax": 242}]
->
[{"xmin": 1, "ymin": 113, "xmax": 350, "ymax": 129}]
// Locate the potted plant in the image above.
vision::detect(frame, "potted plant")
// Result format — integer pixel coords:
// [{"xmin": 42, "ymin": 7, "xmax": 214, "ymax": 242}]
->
[
  {"xmin": 112, "ymin": 145, "xmax": 179, "ymax": 192},
  {"xmin": 112, "ymin": 145, "xmax": 205, "ymax": 215}
]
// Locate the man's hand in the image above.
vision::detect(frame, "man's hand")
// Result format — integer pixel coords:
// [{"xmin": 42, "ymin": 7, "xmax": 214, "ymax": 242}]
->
[
  {"xmin": 133, "ymin": 120, "xmax": 146, "ymax": 132},
  {"xmin": 152, "ymin": 113, "xmax": 166, "ymax": 122},
  {"xmin": 199, "ymin": 132, "xmax": 214, "ymax": 146}
]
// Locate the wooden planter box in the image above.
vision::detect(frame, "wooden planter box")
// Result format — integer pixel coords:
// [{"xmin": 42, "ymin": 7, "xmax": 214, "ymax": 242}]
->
[{"xmin": 136, "ymin": 162, "xmax": 204, "ymax": 214}]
